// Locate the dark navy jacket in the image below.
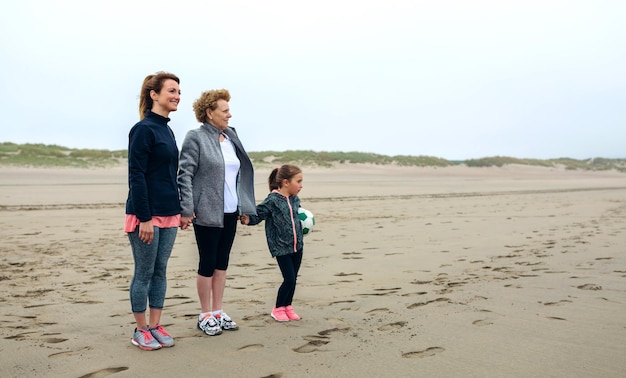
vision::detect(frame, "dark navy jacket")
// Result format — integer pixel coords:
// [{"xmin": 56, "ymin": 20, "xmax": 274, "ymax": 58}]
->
[{"xmin": 125, "ymin": 111, "xmax": 180, "ymax": 222}]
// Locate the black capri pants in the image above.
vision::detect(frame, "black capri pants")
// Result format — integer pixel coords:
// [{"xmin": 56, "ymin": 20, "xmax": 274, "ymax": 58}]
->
[{"xmin": 193, "ymin": 212, "xmax": 238, "ymax": 277}]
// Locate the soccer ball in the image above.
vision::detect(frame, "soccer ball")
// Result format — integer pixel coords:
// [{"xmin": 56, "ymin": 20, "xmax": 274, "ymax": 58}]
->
[{"xmin": 298, "ymin": 207, "xmax": 315, "ymax": 235}]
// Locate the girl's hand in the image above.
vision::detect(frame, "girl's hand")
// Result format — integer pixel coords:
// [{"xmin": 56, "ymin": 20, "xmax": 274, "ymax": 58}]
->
[{"xmin": 239, "ymin": 214, "xmax": 250, "ymax": 225}]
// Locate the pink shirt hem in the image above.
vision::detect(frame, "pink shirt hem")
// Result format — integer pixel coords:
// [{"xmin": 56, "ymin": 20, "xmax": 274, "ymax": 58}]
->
[{"xmin": 124, "ymin": 214, "xmax": 181, "ymax": 233}]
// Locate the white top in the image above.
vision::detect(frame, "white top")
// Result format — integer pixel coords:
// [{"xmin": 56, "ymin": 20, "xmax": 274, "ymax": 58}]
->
[{"xmin": 221, "ymin": 135, "xmax": 240, "ymax": 213}]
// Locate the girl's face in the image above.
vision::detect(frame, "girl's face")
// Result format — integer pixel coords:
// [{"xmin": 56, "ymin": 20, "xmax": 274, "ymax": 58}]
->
[
  {"xmin": 206, "ymin": 99, "xmax": 232, "ymax": 130},
  {"xmin": 284, "ymin": 173, "xmax": 303, "ymax": 196},
  {"xmin": 151, "ymin": 79, "xmax": 180, "ymax": 115}
]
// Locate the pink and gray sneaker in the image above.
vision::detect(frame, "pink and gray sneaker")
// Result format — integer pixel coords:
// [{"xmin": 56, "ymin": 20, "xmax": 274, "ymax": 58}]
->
[
  {"xmin": 131, "ymin": 327, "xmax": 162, "ymax": 351},
  {"xmin": 149, "ymin": 324, "xmax": 175, "ymax": 347}
]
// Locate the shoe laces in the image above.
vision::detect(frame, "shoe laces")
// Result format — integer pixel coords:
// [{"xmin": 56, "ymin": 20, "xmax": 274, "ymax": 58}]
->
[
  {"xmin": 200, "ymin": 314, "xmax": 218, "ymax": 327},
  {"xmin": 152, "ymin": 324, "xmax": 171, "ymax": 337},
  {"xmin": 139, "ymin": 328, "xmax": 154, "ymax": 341}
]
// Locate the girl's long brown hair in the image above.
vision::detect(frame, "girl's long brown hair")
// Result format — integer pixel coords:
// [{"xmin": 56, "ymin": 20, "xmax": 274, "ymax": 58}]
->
[{"xmin": 268, "ymin": 164, "xmax": 302, "ymax": 191}]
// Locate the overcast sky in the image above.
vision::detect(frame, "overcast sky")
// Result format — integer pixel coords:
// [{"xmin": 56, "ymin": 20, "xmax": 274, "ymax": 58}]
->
[{"xmin": 1, "ymin": 0, "xmax": 624, "ymax": 160}]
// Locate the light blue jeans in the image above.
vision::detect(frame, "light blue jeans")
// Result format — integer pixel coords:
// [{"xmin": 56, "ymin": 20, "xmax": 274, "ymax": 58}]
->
[{"xmin": 128, "ymin": 226, "xmax": 177, "ymax": 313}]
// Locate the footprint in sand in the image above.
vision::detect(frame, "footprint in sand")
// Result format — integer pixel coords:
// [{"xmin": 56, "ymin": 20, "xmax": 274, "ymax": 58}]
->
[
  {"xmin": 576, "ymin": 284, "xmax": 602, "ymax": 290},
  {"xmin": 378, "ymin": 321, "xmax": 407, "ymax": 331},
  {"xmin": 318, "ymin": 327, "xmax": 350, "ymax": 336},
  {"xmin": 49, "ymin": 346, "xmax": 93, "ymax": 358},
  {"xmin": 293, "ymin": 338, "xmax": 330, "ymax": 353},
  {"xmin": 77, "ymin": 367, "xmax": 128, "ymax": 378},
  {"xmin": 365, "ymin": 308, "xmax": 389, "ymax": 313},
  {"xmin": 241, "ymin": 313, "xmax": 271, "ymax": 322},
  {"xmin": 4, "ymin": 332, "xmax": 37, "ymax": 341},
  {"xmin": 330, "ymin": 300, "xmax": 356, "ymax": 305},
  {"xmin": 325, "ymin": 318, "xmax": 349, "ymax": 327},
  {"xmin": 357, "ymin": 288, "xmax": 400, "ymax": 296},
  {"xmin": 401, "ymin": 292, "xmax": 428, "ymax": 297},
  {"xmin": 341, "ymin": 252, "xmax": 363, "ymax": 260},
  {"xmin": 543, "ymin": 299, "xmax": 572, "ymax": 306},
  {"xmin": 237, "ymin": 344, "xmax": 263, "ymax": 351},
  {"xmin": 402, "ymin": 347, "xmax": 445, "ymax": 359},
  {"xmin": 407, "ymin": 298, "xmax": 450, "ymax": 309},
  {"xmin": 293, "ymin": 328, "xmax": 351, "ymax": 353},
  {"xmin": 334, "ymin": 272, "xmax": 362, "ymax": 277},
  {"xmin": 516, "ymin": 261, "xmax": 544, "ymax": 266},
  {"xmin": 4, "ymin": 332, "xmax": 67, "ymax": 344},
  {"xmin": 41, "ymin": 337, "xmax": 67, "ymax": 344},
  {"xmin": 472, "ymin": 319, "xmax": 493, "ymax": 326}
]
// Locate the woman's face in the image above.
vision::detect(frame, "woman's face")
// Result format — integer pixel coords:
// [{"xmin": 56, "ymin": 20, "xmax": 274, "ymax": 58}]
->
[
  {"xmin": 151, "ymin": 79, "xmax": 180, "ymax": 115},
  {"xmin": 207, "ymin": 99, "xmax": 231, "ymax": 130}
]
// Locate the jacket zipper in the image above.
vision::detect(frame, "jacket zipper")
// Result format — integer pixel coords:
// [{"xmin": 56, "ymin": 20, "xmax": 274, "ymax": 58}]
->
[{"xmin": 275, "ymin": 190, "xmax": 298, "ymax": 252}]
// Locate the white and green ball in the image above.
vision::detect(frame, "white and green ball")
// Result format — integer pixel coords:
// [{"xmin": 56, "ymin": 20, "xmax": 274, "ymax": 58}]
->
[{"xmin": 298, "ymin": 207, "xmax": 315, "ymax": 235}]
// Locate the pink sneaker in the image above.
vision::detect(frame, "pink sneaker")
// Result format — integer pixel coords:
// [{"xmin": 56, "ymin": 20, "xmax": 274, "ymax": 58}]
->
[
  {"xmin": 271, "ymin": 307, "xmax": 289, "ymax": 322},
  {"xmin": 285, "ymin": 305, "xmax": 301, "ymax": 321}
]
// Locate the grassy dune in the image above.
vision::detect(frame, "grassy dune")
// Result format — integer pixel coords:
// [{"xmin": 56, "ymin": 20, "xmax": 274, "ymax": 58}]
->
[{"xmin": 1, "ymin": 142, "xmax": 624, "ymax": 172}]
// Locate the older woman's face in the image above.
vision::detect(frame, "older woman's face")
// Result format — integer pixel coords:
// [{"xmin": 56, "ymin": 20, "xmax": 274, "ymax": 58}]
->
[{"xmin": 207, "ymin": 99, "xmax": 231, "ymax": 130}]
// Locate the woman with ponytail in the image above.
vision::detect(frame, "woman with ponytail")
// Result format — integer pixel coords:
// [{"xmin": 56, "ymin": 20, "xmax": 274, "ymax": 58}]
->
[{"xmin": 125, "ymin": 72, "xmax": 182, "ymax": 350}]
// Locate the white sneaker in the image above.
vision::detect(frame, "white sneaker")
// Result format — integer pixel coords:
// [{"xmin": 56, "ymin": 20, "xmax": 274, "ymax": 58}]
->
[
  {"xmin": 198, "ymin": 314, "xmax": 222, "ymax": 336},
  {"xmin": 216, "ymin": 312, "xmax": 239, "ymax": 331}
]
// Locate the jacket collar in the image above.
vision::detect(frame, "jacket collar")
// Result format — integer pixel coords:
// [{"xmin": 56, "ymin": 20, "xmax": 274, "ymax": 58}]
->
[
  {"xmin": 145, "ymin": 110, "xmax": 170, "ymax": 124},
  {"xmin": 201, "ymin": 122, "xmax": 227, "ymax": 135}
]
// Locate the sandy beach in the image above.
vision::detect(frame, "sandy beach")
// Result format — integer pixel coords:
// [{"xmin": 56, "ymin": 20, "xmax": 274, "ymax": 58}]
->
[{"xmin": 1, "ymin": 164, "xmax": 625, "ymax": 377}]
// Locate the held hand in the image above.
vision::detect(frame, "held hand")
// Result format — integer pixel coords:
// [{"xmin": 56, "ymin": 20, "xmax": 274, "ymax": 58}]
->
[
  {"xmin": 180, "ymin": 216, "xmax": 194, "ymax": 230},
  {"xmin": 239, "ymin": 214, "xmax": 250, "ymax": 225},
  {"xmin": 139, "ymin": 220, "xmax": 154, "ymax": 244}
]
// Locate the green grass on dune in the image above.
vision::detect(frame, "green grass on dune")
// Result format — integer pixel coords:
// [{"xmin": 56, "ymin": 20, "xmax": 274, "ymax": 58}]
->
[
  {"xmin": 247, "ymin": 150, "xmax": 451, "ymax": 167},
  {"xmin": 463, "ymin": 156, "xmax": 626, "ymax": 171},
  {"xmin": 0, "ymin": 142, "xmax": 624, "ymax": 172},
  {"xmin": 0, "ymin": 142, "xmax": 127, "ymax": 168}
]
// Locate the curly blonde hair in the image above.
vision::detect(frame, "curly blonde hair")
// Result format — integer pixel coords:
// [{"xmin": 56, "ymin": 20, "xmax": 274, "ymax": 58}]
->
[{"xmin": 192, "ymin": 89, "xmax": 231, "ymax": 122}]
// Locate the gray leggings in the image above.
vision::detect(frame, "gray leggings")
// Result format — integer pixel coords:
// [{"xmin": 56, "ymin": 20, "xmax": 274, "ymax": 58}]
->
[{"xmin": 128, "ymin": 226, "xmax": 177, "ymax": 313}]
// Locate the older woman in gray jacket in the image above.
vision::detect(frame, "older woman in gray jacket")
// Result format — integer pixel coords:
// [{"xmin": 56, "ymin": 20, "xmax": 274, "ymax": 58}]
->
[{"xmin": 177, "ymin": 89, "xmax": 256, "ymax": 336}]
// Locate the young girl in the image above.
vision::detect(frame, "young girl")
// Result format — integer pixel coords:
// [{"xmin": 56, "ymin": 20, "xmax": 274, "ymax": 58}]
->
[{"xmin": 241, "ymin": 164, "xmax": 305, "ymax": 322}]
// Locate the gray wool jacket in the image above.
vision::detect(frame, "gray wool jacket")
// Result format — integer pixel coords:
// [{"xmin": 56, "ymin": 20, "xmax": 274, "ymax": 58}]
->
[{"xmin": 177, "ymin": 122, "xmax": 256, "ymax": 227}]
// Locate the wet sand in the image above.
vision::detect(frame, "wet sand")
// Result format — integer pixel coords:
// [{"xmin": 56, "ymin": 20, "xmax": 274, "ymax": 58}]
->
[{"xmin": 1, "ymin": 164, "xmax": 625, "ymax": 377}]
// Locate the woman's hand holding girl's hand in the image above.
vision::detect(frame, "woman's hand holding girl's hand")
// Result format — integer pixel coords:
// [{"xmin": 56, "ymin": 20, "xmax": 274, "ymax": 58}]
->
[
  {"xmin": 180, "ymin": 216, "xmax": 193, "ymax": 230},
  {"xmin": 239, "ymin": 214, "xmax": 250, "ymax": 225}
]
